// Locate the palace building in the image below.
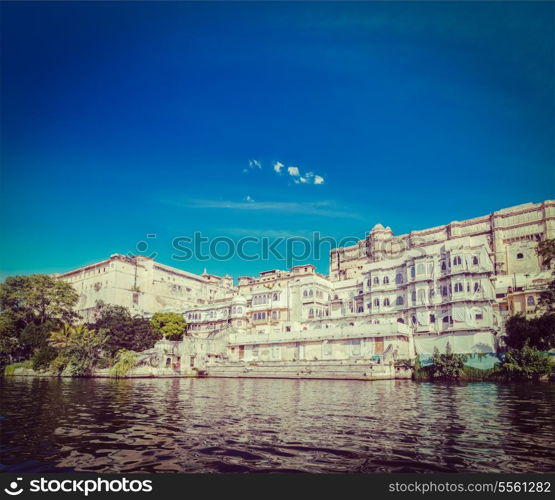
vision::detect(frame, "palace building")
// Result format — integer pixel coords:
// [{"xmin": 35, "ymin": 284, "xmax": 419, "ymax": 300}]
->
[{"xmin": 56, "ymin": 200, "xmax": 554, "ymax": 367}]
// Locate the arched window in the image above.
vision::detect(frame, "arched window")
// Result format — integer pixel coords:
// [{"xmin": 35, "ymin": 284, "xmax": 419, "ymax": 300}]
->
[
  {"xmin": 516, "ymin": 253, "xmax": 524, "ymax": 260},
  {"xmin": 396, "ymin": 296, "xmax": 404, "ymax": 305},
  {"xmin": 430, "ymin": 314, "xmax": 436, "ymax": 323},
  {"xmin": 527, "ymin": 296, "xmax": 535, "ymax": 306},
  {"xmin": 303, "ymin": 290, "xmax": 307, "ymax": 297},
  {"xmin": 272, "ymin": 292, "xmax": 279, "ymax": 301},
  {"xmin": 472, "ymin": 256, "xmax": 479, "ymax": 265},
  {"xmin": 410, "ymin": 266, "xmax": 415, "ymax": 278},
  {"xmin": 374, "ymin": 298, "xmax": 380, "ymax": 307},
  {"xmin": 454, "ymin": 282, "xmax": 463, "ymax": 293},
  {"xmin": 453, "ymin": 256, "xmax": 462, "ymax": 266},
  {"xmin": 308, "ymin": 308, "xmax": 314, "ymax": 317},
  {"xmin": 441, "ymin": 261, "xmax": 447, "ymax": 271},
  {"xmin": 373, "ymin": 276, "xmax": 379, "ymax": 285},
  {"xmin": 357, "ymin": 305, "xmax": 364, "ymax": 313},
  {"xmin": 237, "ymin": 306, "xmax": 242, "ymax": 313},
  {"xmin": 383, "ymin": 276, "xmax": 389, "ymax": 285},
  {"xmin": 397, "ymin": 318, "xmax": 404, "ymax": 323},
  {"xmin": 383, "ymin": 298, "xmax": 390, "ymax": 306},
  {"xmin": 417, "ymin": 263, "xmax": 425, "ymax": 275},
  {"xmin": 412, "ymin": 291, "xmax": 417, "ymax": 302},
  {"xmin": 309, "ymin": 289, "xmax": 314, "ymax": 297},
  {"xmin": 395, "ymin": 273, "xmax": 403, "ymax": 284}
]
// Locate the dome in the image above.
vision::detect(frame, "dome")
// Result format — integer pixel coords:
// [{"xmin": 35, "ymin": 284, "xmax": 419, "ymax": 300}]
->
[{"xmin": 371, "ymin": 223, "xmax": 385, "ymax": 231}]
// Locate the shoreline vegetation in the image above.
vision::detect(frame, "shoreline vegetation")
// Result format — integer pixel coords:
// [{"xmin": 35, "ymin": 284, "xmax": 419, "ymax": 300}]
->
[{"xmin": 2, "ymin": 240, "xmax": 555, "ymax": 383}]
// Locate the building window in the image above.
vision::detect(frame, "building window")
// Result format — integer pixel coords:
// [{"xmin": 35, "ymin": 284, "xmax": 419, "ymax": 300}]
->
[
  {"xmin": 416, "ymin": 263, "xmax": 425, "ymax": 275},
  {"xmin": 474, "ymin": 282, "xmax": 480, "ymax": 292},
  {"xmin": 472, "ymin": 256, "xmax": 479, "ymax": 265},
  {"xmin": 454, "ymin": 282, "xmax": 463, "ymax": 293},
  {"xmin": 383, "ymin": 276, "xmax": 389, "ymax": 285},
  {"xmin": 374, "ymin": 298, "xmax": 380, "ymax": 307},
  {"xmin": 411, "ymin": 291, "xmax": 416, "ymax": 302},
  {"xmin": 383, "ymin": 298, "xmax": 390, "ymax": 307},
  {"xmin": 527, "ymin": 296, "xmax": 535, "ymax": 306},
  {"xmin": 410, "ymin": 266, "xmax": 415, "ymax": 278},
  {"xmin": 395, "ymin": 273, "xmax": 403, "ymax": 284},
  {"xmin": 476, "ymin": 313, "xmax": 483, "ymax": 320},
  {"xmin": 453, "ymin": 256, "xmax": 462, "ymax": 266},
  {"xmin": 396, "ymin": 296, "xmax": 404, "ymax": 305},
  {"xmin": 430, "ymin": 314, "xmax": 436, "ymax": 323},
  {"xmin": 397, "ymin": 318, "xmax": 404, "ymax": 323},
  {"xmin": 516, "ymin": 253, "xmax": 524, "ymax": 260},
  {"xmin": 441, "ymin": 261, "xmax": 446, "ymax": 271},
  {"xmin": 373, "ymin": 276, "xmax": 379, "ymax": 285}
]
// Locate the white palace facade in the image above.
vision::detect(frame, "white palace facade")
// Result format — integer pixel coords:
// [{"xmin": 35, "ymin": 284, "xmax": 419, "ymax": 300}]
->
[{"xmin": 56, "ymin": 200, "xmax": 555, "ymax": 370}]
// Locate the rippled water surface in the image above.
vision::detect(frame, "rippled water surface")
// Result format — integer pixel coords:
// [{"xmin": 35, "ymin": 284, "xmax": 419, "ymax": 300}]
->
[{"xmin": 1, "ymin": 377, "xmax": 554, "ymax": 473}]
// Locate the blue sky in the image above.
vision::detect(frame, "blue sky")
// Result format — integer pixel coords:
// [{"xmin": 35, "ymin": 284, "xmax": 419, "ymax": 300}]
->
[{"xmin": 1, "ymin": 1, "xmax": 554, "ymax": 280}]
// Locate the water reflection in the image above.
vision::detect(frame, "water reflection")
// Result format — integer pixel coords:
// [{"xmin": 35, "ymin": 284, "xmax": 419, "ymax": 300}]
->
[{"xmin": 1, "ymin": 377, "xmax": 554, "ymax": 473}]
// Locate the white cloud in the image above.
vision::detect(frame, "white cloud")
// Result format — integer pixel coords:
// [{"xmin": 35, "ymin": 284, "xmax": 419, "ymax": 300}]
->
[
  {"xmin": 244, "ymin": 195, "xmax": 255, "ymax": 203},
  {"xmin": 164, "ymin": 198, "xmax": 361, "ymax": 219},
  {"xmin": 287, "ymin": 166, "xmax": 300, "ymax": 177},
  {"xmin": 249, "ymin": 159, "xmax": 262, "ymax": 169},
  {"xmin": 273, "ymin": 161, "xmax": 284, "ymax": 174},
  {"xmin": 314, "ymin": 175, "xmax": 325, "ymax": 185}
]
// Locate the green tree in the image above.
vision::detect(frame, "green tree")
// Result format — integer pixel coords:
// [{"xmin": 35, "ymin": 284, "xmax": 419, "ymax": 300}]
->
[
  {"xmin": 109, "ymin": 349, "xmax": 137, "ymax": 378},
  {"xmin": 0, "ymin": 275, "xmax": 79, "ymax": 366},
  {"xmin": 497, "ymin": 345, "xmax": 553, "ymax": 380},
  {"xmin": 537, "ymin": 239, "xmax": 555, "ymax": 268},
  {"xmin": 88, "ymin": 301, "xmax": 161, "ymax": 357},
  {"xmin": 49, "ymin": 324, "xmax": 107, "ymax": 376},
  {"xmin": 429, "ymin": 342, "xmax": 468, "ymax": 380},
  {"xmin": 537, "ymin": 239, "xmax": 555, "ymax": 313},
  {"xmin": 0, "ymin": 275, "xmax": 79, "ymax": 326},
  {"xmin": 150, "ymin": 312, "xmax": 187, "ymax": 341},
  {"xmin": 504, "ymin": 313, "xmax": 555, "ymax": 351}
]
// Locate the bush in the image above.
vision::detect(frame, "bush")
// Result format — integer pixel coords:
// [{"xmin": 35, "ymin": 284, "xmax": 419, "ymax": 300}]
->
[
  {"xmin": 4, "ymin": 360, "xmax": 32, "ymax": 376},
  {"xmin": 109, "ymin": 349, "xmax": 136, "ymax": 378},
  {"xmin": 31, "ymin": 345, "xmax": 58, "ymax": 371},
  {"xmin": 429, "ymin": 343, "xmax": 468, "ymax": 380},
  {"xmin": 49, "ymin": 354, "xmax": 69, "ymax": 374},
  {"xmin": 496, "ymin": 345, "xmax": 553, "ymax": 380}
]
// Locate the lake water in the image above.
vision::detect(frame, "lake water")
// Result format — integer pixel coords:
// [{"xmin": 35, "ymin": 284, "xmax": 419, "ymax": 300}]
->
[{"xmin": 1, "ymin": 377, "xmax": 554, "ymax": 473}]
